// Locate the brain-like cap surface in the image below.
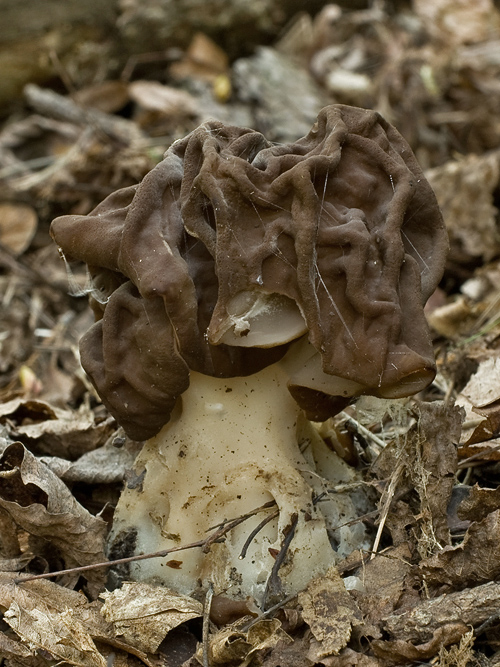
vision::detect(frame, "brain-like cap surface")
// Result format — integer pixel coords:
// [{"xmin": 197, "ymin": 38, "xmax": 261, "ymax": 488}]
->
[{"xmin": 51, "ymin": 105, "xmax": 448, "ymax": 441}]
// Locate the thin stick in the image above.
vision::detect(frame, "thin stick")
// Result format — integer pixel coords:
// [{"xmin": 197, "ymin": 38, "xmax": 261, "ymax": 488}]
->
[
  {"xmin": 240, "ymin": 593, "xmax": 298, "ymax": 632},
  {"xmin": 371, "ymin": 459, "xmax": 404, "ymax": 559},
  {"xmin": 15, "ymin": 537, "xmax": 211, "ymax": 583},
  {"xmin": 202, "ymin": 582, "xmax": 214, "ymax": 667},
  {"xmin": 340, "ymin": 411, "xmax": 387, "ymax": 450},
  {"xmin": 261, "ymin": 514, "xmax": 299, "ymax": 611},
  {"xmin": 239, "ymin": 510, "xmax": 279, "ymax": 560}
]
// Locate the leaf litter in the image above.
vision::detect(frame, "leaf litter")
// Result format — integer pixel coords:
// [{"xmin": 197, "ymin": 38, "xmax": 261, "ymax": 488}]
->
[{"xmin": 3, "ymin": 0, "xmax": 500, "ymax": 664}]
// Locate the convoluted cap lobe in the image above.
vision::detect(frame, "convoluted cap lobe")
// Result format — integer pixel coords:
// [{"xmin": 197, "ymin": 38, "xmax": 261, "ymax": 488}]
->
[{"xmin": 51, "ymin": 105, "xmax": 448, "ymax": 440}]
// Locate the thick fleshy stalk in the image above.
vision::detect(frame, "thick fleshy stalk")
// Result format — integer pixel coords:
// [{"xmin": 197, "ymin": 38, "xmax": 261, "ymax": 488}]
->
[{"xmin": 108, "ymin": 363, "xmax": 364, "ymax": 604}]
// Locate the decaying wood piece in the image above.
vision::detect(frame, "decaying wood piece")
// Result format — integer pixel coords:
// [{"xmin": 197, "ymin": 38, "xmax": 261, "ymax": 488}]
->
[{"xmin": 383, "ymin": 580, "xmax": 500, "ymax": 643}]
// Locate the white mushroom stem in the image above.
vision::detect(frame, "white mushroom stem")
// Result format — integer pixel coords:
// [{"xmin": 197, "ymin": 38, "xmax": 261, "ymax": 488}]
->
[{"xmin": 109, "ymin": 362, "xmax": 362, "ymax": 604}]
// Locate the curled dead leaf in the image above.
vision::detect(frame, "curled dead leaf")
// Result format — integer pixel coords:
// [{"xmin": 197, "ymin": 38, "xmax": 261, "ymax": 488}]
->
[
  {"xmin": 100, "ymin": 582, "xmax": 203, "ymax": 654},
  {"xmin": 206, "ymin": 617, "xmax": 291, "ymax": 666},
  {"xmin": 0, "ymin": 442, "xmax": 107, "ymax": 589}
]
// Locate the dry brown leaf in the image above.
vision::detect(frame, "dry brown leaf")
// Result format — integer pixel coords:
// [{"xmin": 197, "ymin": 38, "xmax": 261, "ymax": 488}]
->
[
  {"xmin": 260, "ymin": 637, "xmax": 315, "ymax": 667},
  {"xmin": 0, "ymin": 442, "xmax": 107, "ymax": 589},
  {"xmin": 372, "ymin": 624, "xmax": 469, "ymax": 663},
  {"xmin": 410, "ymin": 402, "xmax": 461, "ymax": 550},
  {"xmin": 129, "ymin": 81, "xmax": 198, "ymax": 117},
  {"xmin": 372, "ymin": 402, "xmax": 461, "ymax": 558},
  {"xmin": 426, "ymin": 152, "xmax": 500, "ymax": 263},
  {"xmin": 0, "ymin": 629, "xmax": 33, "ymax": 659},
  {"xmin": 0, "ymin": 203, "xmax": 38, "ymax": 256},
  {"xmin": 100, "ymin": 582, "xmax": 203, "ymax": 654},
  {"xmin": 459, "ymin": 357, "xmax": 500, "ymax": 408},
  {"xmin": 72, "ymin": 81, "xmax": 130, "ymax": 115},
  {"xmin": 0, "ymin": 572, "xmax": 88, "ymax": 614},
  {"xmin": 0, "ymin": 573, "xmax": 106, "ymax": 666},
  {"xmin": 0, "ymin": 396, "xmax": 111, "ymax": 459},
  {"xmin": 426, "ymin": 296, "xmax": 479, "ymax": 339},
  {"xmin": 349, "ymin": 544, "xmax": 412, "ymax": 635},
  {"xmin": 383, "ymin": 581, "xmax": 500, "ymax": 643},
  {"xmin": 170, "ymin": 32, "xmax": 229, "ymax": 82},
  {"xmin": 298, "ymin": 566, "xmax": 361, "ymax": 661},
  {"xmin": 320, "ymin": 648, "xmax": 383, "ymax": 666},
  {"xmin": 41, "ymin": 435, "xmax": 142, "ymax": 485},
  {"xmin": 457, "ymin": 484, "xmax": 500, "ymax": 523},
  {"xmin": 4, "ymin": 602, "xmax": 106, "ymax": 667},
  {"xmin": 413, "ymin": 0, "xmax": 500, "ymax": 45},
  {"xmin": 207, "ymin": 617, "xmax": 291, "ymax": 666},
  {"xmin": 419, "ymin": 509, "xmax": 500, "ymax": 592}
]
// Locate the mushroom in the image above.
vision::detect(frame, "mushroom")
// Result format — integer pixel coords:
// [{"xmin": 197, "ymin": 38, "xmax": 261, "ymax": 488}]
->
[{"xmin": 51, "ymin": 104, "xmax": 448, "ymax": 604}]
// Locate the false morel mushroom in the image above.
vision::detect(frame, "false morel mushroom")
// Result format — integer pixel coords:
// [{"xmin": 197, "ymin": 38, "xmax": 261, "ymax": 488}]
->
[{"xmin": 51, "ymin": 104, "xmax": 448, "ymax": 603}]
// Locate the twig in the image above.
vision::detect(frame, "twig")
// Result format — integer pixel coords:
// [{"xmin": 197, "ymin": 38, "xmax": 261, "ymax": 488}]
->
[
  {"xmin": 207, "ymin": 499, "xmax": 276, "ymax": 531},
  {"xmin": 16, "ymin": 500, "xmax": 281, "ymax": 584},
  {"xmin": 202, "ymin": 582, "xmax": 214, "ymax": 667},
  {"xmin": 239, "ymin": 509, "xmax": 279, "ymax": 559},
  {"xmin": 340, "ymin": 411, "xmax": 387, "ymax": 451},
  {"xmin": 458, "ymin": 443, "xmax": 500, "ymax": 468},
  {"xmin": 24, "ymin": 83, "xmax": 142, "ymax": 146},
  {"xmin": 261, "ymin": 514, "xmax": 299, "ymax": 611},
  {"xmin": 371, "ymin": 459, "xmax": 405, "ymax": 559},
  {"xmin": 240, "ymin": 593, "xmax": 298, "ymax": 632}
]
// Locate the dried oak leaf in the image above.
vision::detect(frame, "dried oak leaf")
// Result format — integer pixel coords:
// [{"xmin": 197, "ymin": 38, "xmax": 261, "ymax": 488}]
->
[
  {"xmin": 418, "ymin": 509, "xmax": 500, "ymax": 593},
  {"xmin": 320, "ymin": 648, "xmax": 384, "ymax": 666},
  {"xmin": 457, "ymin": 484, "xmax": 500, "ymax": 522},
  {"xmin": 0, "ymin": 203, "xmax": 37, "ymax": 256},
  {"xmin": 4, "ymin": 602, "xmax": 107, "ymax": 667},
  {"xmin": 0, "ymin": 442, "xmax": 107, "ymax": 589},
  {"xmin": 100, "ymin": 582, "xmax": 203, "ymax": 655},
  {"xmin": 260, "ymin": 637, "xmax": 315, "ymax": 667},
  {"xmin": 349, "ymin": 544, "xmax": 413, "ymax": 637},
  {"xmin": 0, "ymin": 629, "xmax": 33, "ymax": 660},
  {"xmin": 40, "ymin": 434, "xmax": 142, "ymax": 485},
  {"xmin": 206, "ymin": 618, "xmax": 291, "ymax": 666},
  {"xmin": 408, "ymin": 401, "xmax": 461, "ymax": 549},
  {"xmin": 298, "ymin": 566, "xmax": 362, "ymax": 660},
  {"xmin": 425, "ymin": 149, "xmax": 500, "ymax": 262},
  {"xmin": 0, "ymin": 573, "xmax": 106, "ymax": 667},
  {"xmin": 0, "ymin": 397, "xmax": 111, "ymax": 460}
]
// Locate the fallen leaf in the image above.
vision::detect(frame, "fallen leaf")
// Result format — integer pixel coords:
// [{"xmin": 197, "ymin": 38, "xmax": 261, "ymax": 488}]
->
[
  {"xmin": 0, "ymin": 202, "xmax": 38, "ymax": 256},
  {"xmin": 0, "ymin": 442, "xmax": 107, "ymax": 590},
  {"xmin": 101, "ymin": 582, "xmax": 203, "ymax": 654},
  {"xmin": 208, "ymin": 617, "xmax": 291, "ymax": 666},
  {"xmin": 349, "ymin": 543, "xmax": 412, "ymax": 635},
  {"xmin": 129, "ymin": 81, "xmax": 198, "ymax": 116},
  {"xmin": 457, "ymin": 484, "xmax": 500, "ymax": 522},
  {"xmin": 0, "ymin": 573, "xmax": 106, "ymax": 667},
  {"xmin": 5, "ymin": 601, "xmax": 106, "ymax": 667},
  {"xmin": 0, "ymin": 396, "xmax": 112, "ymax": 459},
  {"xmin": 40, "ymin": 434, "xmax": 142, "ymax": 484},
  {"xmin": 298, "ymin": 566, "xmax": 361, "ymax": 660},
  {"xmin": 419, "ymin": 509, "xmax": 500, "ymax": 592}
]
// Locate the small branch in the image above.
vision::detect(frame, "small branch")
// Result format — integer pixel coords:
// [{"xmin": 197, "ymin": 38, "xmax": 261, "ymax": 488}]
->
[
  {"xmin": 202, "ymin": 581, "xmax": 214, "ymax": 667},
  {"xmin": 16, "ymin": 499, "xmax": 282, "ymax": 584},
  {"xmin": 240, "ymin": 593, "xmax": 298, "ymax": 632},
  {"xmin": 341, "ymin": 411, "xmax": 387, "ymax": 451},
  {"xmin": 239, "ymin": 510, "xmax": 279, "ymax": 560},
  {"xmin": 207, "ymin": 500, "xmax": 276, "ymax": 532},
  {"xmin": 261, "ymin": 514, "xmax": 299, "ymax": 611}
]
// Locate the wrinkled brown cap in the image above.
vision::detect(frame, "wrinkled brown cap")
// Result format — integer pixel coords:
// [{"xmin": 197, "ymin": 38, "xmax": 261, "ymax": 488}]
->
[{"xmin": 51, "ymin": 105, "xmax": 448, "ymax": 440}]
